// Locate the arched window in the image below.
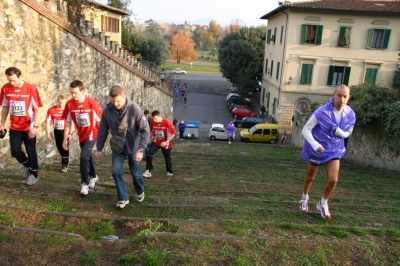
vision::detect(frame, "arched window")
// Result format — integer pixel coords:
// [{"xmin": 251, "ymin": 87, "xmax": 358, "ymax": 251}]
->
[{"xmin": 295, "ymin": 98, "xmax": 311, "ymax": 112}]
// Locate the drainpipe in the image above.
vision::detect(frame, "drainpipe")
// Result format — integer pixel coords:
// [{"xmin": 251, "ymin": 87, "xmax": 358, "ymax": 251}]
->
[{"xmin": 278, "ymin": 10, "xmax": 289, "ymax": 123}]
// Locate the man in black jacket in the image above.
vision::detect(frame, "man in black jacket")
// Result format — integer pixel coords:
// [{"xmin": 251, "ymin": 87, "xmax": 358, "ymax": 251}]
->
[{"xmin": 96, "ymin": 85, "xmax": 150, "ymax": 208}]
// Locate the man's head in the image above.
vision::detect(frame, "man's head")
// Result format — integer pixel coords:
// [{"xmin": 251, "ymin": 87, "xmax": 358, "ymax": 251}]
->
[
  {"xmin": 5, "ymin": 67, "xmax": 23, "ymax": 88},
  {"xmin": 333, "ymin": 85, "xmax": 351, "ymax": 111},
  {"xmin": 69, "ymin": 80, "xmax": 85, "ymax": 102},
  {"xmin": 56, "ymin": 94, "xmax": 66, "ymax": 109},
  {"xmin": 109, "ymin": 85, "xmax": 126, "ymax": 110},
  {"xmin": 144, "ymin": 109, "xmax": 150, "ymax": 118},
  {"xmin": 152, "ymin": 110, "xmax": 162, "ymax": 123}
]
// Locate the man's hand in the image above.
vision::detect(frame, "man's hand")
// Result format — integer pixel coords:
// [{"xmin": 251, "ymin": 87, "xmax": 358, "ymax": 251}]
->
[
  {"xmin": 46, "ymin": 133, "xmax": 51, "ymax": 140},
  {"xmin": 134, "ymin": 150, "xmax": 143, "ymax": 162},
  {"xmin": 316, "ymin": 146, "xmax": 325, "ymax": 153},
  {"xmin": 96, "ymin": 151, "xmax": 104, "ymax": 160},
  {"xmin": 28, "ymin": 127, "xmax": 37, "ymax": 139},
  {"xmin": 62, "ymin": 139, "xmax": 69, "ymax": 150}
]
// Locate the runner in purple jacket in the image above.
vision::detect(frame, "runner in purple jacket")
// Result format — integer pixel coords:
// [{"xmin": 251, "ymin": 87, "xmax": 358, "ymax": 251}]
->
[
  {"xmin": 299, "ymin": 85, "xmax": 356, "ymax": 220},
  {"xmin": 227, "ymin": 121, "xmax": 235, "ymax": 144}
]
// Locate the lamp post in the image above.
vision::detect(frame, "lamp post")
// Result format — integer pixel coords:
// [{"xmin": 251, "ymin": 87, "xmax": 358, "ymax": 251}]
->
[{"xmin": 159, "ymin": 69, "xmax": 166, "ymax": 84}]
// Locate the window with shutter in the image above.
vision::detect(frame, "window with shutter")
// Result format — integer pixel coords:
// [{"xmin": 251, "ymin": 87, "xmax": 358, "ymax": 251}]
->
[
  {"xmin": 270, "ymin": 61, "xmax": 274, "ymax": 77},
  {"xmin": 273, "ymin": 27, "xmax": 277, "ymax": 44},
  {"xmin": 276, "ymin": 62, "xmax": 280, "ymax": 79},
  {"xmin": 338, "ymin": 26, "xmax": 351, "ymax": 47},
  {"xmin": 273, "ymin": 98, "xmax": 277, "ymax": 115},
  {"xmin": 300, "ymin": 64, "xmax": 313, "ymax": 84},
  {"xmin": 366, "ymin": 28, "xmax": 391, "ymax": 49},
  {"xmin": 265, "ymin": 59, "xmax": 268, "ymax": 73},
  {"xmin": 280, "ymin": 25, "xmax": 284, "ymax": 43},
  {"xmin": 267, "ymin": 29, "xmax": 271, "ymax": 44},
  {"xmin": 300, "ymin": 24, "xmax": 323, "ymax": 45},
  {"xmin": 267, "ymin": 92, "xmax": 270, "ymax": 109},
  {"xmin": 364, "ymin": 68, "xmax": 378, "ymax": 85}
]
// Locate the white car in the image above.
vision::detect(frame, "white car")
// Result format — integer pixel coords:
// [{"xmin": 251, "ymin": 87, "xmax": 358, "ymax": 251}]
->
[
  {"xmin": 226, "ymin": 93, "xmax": 240, "ymax": 101},
  {"xmin": 171, "ymin": 68, "xmax": 187, "ymax": 74},
  {"xmin": 208, "ymin": 123, "xmax": 228, "ymax": 141}
]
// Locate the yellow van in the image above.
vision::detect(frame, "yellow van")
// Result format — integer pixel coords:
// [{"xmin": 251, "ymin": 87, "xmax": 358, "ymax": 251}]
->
[{"xmin": 239, "ymin": 123, "xmax": 280, "ymax": 144}]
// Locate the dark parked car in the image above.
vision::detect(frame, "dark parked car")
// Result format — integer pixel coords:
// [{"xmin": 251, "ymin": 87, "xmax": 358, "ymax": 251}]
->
[
  {"xmin": 227, "ymin": 98, "xmax": 254, "ymax": 109},
  {"xmin": 234, "ymin": 116, "xmax": 266, "ymax": 128}
]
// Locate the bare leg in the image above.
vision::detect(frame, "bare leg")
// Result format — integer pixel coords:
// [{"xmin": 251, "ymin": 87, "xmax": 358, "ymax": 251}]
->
[
  {"xmin": 323, "ymin": 159, "xmax": 340, "ymax": 200},
  {"xmin": 303, "ymin": 163, "xmax": 319, "ymax": 194}
]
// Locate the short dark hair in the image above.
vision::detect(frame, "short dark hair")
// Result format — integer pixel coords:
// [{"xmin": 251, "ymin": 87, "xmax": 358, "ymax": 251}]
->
[
  {"xmin": 151, "ymin": 110, "xmax": 160, "ymax": 117},
  {"xmin": 144, "ymin": 109, "xmax": 150, "ymax": 115},
  {"xmin": 70, "ymin": 80, "xmax": 84, "ymax": 91},
  {"xmin": 109, "ymin": 85, "xmax": 125, "ymax": 97},
  {"xmin": 5, "ymin": 67, "xmax": 22, "ymax": 77}
]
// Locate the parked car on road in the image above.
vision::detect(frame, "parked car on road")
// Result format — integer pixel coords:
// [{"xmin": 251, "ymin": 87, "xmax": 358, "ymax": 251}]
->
[
  {"xmin": 231, "ymin": 106, "xmax": 258, "ymax": 119},
  {"xmin": 239, "ymin": 123, "xmax": 279, "ymax": 144},
  {"xmin": 227, "ymin": 98, "xmax": 255, "ymax": 110},
  {"xmin": 171, "ymin": 68, "xmax": 187, "ymax": 74},
  {"xmin": 208, "ymin": 123, "xmax": 228, "ymax": 141},
  {"xmin": 234, "ymin": 116, "xmax": 266, "ymax": 128},
  {"xmin": 226, "ymin": 93, "xmax": 240, "ymax": 101}
]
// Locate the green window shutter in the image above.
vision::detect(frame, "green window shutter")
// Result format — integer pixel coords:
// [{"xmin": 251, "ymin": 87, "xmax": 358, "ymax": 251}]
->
[
  {"xmin": 300, "ymin": 24, "xmax": 307, "ymax": 44},
  {"xmin": 267, "ymin": 29, "xmax": 271, "ymax": 44},
  {"xmin": 365, "ymin": 68, "xmax": 377, "ymax": 85},
  {"xmin": 273, "ymin": 27, "xmax": 277, "ymax": 43},
  {"xmin": 316, "ymin": 25, "xmax": 323, "ymax": 45},
  {"xmin": 265, "ymin": 59, "xmax": 268, "ymax": 73},
  {"xmin": 276, "ymin": 62, "xmax": 280, "ymax": 79},
  {"xmin": 273, "ymin": 98, "xmax": 277, "ymax": 115},
  {"xmin": 306, "ymin": 64, "xmax": 314, "ymax": 83},
  {"xmin": 300, "ymin": 64, "xmax": 308, "ymax": 84},
  {"xmin": 267, "ymin": 92, "xmax": 270, "ymax": 108},
  {"xmin": 280, "ymin": 25, "xmax": 284, "ymax": 43},
  {"xmin": 270, "ymin": 61, "xmax": 274, "ymax": 77},
  {"xmin": 382, "ymin": 29, "xmax": 391, "ymax": 49},
  {"xmin": 327, "ymin": 65, "xmax": 335, "ymax": 85},
  {"xmin": 366, "ymin": 28, "xmax": 374, "ymax": 48},
  {"xmin": 343, "ymin": 66, "xmax": 351, "ymax": 86},
  {"xmin": 338, "ymin": 27, "xmax": 347, "ymax": 46}
]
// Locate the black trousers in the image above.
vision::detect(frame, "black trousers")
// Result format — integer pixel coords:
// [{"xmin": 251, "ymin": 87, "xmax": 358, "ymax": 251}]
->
[
  {"xmin": 145, "ymin": 142, "xmax": 173, "ymax": 173},
  {"xmin": 54, "ymin": 129, "xmax": 69, "ymax": 166},
  {"xmin": 9, "ymin": 129, "xmax": 38, "ymax": 177},
  {"xmin": 179, "ymin": 131, "xmax": 184, "ymax": 139},
  {"xmin": 79, "ymin": 140, "xmax": 97, "ymax": 185}
]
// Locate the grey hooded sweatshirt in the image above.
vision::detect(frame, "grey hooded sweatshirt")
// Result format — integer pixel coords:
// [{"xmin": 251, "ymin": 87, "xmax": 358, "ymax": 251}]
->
[{"xmin": 97, "ymin": 99, "xmax": 150, "ymax": 154}]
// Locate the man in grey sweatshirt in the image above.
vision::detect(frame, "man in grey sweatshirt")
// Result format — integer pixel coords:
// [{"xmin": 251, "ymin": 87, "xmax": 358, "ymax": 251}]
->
[{"xmin": 96, "ymin": 85, "xmax": 150, "ymax": 208}]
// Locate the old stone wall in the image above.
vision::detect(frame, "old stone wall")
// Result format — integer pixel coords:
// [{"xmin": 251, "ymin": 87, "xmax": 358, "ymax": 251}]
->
[
  {"xmin": 0, "ymin": 0, "xmax": 173, "ymax": 169},
  {"xmin": 291, "ymin": 110, "xmax": 400, "ymax": 172}
]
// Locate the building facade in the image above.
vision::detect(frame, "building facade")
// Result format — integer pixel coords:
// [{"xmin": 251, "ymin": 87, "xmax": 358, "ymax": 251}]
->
[{"xmin": 259, "ymin": 0, "xmax": 400, "ymax": 132}]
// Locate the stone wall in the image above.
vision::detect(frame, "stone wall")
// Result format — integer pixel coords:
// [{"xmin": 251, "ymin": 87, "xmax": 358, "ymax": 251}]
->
[
  {"xmin": 0, "ymin": 0, "xmax": 173, "ymax": 169},
  {"xmin": 291, "ymin": 110, "xmax": 400, "ymax": 172}
]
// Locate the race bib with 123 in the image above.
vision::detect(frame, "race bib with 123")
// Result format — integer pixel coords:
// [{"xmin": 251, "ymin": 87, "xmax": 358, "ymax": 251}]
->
[
  {"xmin": 10, "ymin": 100, "xmax": 26, "ymax": 116},
  {"xmin": 76, "ymin": 113, "xmax": 91, "ymax": 127}
]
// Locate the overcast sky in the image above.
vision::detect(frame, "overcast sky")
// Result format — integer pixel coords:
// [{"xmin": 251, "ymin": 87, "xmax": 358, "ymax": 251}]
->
[{"xmin": 96, "ymin": 0, "xmax": 308, "ymax": 27}]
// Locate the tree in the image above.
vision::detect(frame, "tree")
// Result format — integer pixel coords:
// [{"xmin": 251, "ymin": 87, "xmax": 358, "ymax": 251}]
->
[
  {"xmin": 192, "ymin": 26, "xmax": 207, "ymax": 50},
  {"xmin": 219, "ymin": 26, "xmax": 266, "ymax": 78},
  {"xmin": 170, "ymin": 30, "xmax": 197, "ymax": 63},
  {"xmin": 219, "ymin": 39, "xmax": 258, "ymax": 86}
]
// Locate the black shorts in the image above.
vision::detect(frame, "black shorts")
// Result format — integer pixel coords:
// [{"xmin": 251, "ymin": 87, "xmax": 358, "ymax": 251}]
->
[{"xmin": 310, "ymin": 158, "xmax": 340, "ymax": 167}]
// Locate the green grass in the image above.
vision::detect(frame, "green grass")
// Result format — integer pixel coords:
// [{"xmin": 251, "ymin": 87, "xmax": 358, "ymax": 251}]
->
[
  {"xmin": 117, "ymin": 252, "xmax": 141, "ymax": 264},
  {"xmin": 160, "ymin": 62, "xmax": 220, "ymax": 73},
  {"xmin": 46, "ymin": 199, "xmax": 71, "ymax": 212},
  {"xmin": 80, "ymin": 250, "xmax": 102, "ymax": 265}
]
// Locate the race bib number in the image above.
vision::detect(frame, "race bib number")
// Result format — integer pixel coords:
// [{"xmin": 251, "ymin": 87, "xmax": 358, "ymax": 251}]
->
[
  {"xmin": 54, "ymin": 119, "xmax": 64, "ymax": 130},
  {"xmin": 76, "ymin": 113, "xmax": 90, "ymax": 127},
  {"xmin": 155, "ymin": 130, "xmax": 165, "ymax": 140},
  {"xmin": 10, "ymin": 100, "xmax": 26, "ymax": 116}
]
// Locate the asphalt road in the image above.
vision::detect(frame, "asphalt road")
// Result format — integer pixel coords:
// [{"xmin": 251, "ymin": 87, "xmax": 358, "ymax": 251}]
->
[{"xmin": 172, "ymin": 73, "xmax": 262, "ymax": 141}]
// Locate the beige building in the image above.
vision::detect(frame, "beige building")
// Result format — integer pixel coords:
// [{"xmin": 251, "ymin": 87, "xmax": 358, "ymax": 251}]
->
[
  {"xmin": 83, "ymin": 1, "xmax": 130, "ymax": 44},
  {"xmin": 259, "ymin": 0, "xmax": 400, "ymax": 132}
]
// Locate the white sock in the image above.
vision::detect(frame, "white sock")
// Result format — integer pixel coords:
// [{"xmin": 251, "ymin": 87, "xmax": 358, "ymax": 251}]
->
[
  {"xmin": 321, "ymin": 197, "xmax": 328, "ymax": 205},
  {"xmin": 302, "ymin": 193, "xmax": 308, "ymax": 199}
]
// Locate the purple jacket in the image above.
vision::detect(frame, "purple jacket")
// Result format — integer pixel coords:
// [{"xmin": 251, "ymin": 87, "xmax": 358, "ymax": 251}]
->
[
  {"xmin": 301, "ymin": 97, "xmax": 356, "ymax": 165},
  {"xmin": 227, "ymin": 124, "xmax": 235, "ymax": 136}
]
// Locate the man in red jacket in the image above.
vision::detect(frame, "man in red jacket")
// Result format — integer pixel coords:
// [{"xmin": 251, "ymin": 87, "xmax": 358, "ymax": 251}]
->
[
  {"xmin": 0, "ymin": 67, "xmax": 43, "ymax": 186},
  {"xmin": 62, "ymin": 80, "xmax": 102, "ymax": 195}
]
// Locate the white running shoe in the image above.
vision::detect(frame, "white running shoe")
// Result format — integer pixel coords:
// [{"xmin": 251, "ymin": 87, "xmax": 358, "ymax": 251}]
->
[
  {"xmin": 166, "ymin": 172, "xmax": 173, "ymax": 176},
  {"xmin": 88, "ymin": 175, "xmax": 99, "ymax": 189},
  {"xmin": 143, "ymin": 170, "xmax": 152, "ymax": 178},
  {"xmin": 116, "ymin": 200, "xmax": 129, "ymax": 209},
  {"xmin": 317, "ymin": 201, "xmax": 332, "ymax": 219},
  {"xmin": 22, "ymin": 167, "xmax": 30, "ymax": 180},
  {"xmin": 80, "ymin": 184, "xmax": 89, "ymax": 195},
  {"xmin": 25, "ymin": 175, "xmax": 39, "ymax": 186},
  {"xmin": 136, "ymin": 192, "xmax": 145, "ymax": 202},
  {"xmin": 299, "ymin": 195, "xmax": 309, "ymax": 213}
]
